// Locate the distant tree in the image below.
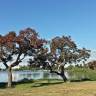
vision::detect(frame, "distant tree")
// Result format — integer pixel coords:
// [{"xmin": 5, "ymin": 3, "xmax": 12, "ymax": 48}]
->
[
  {"xmin": 87, "ymin": 60, "xmax": 96, "ymax": 70},
  {"xmin": 0, "ymin": 28, "xmax": 46, "ymax": 87}
]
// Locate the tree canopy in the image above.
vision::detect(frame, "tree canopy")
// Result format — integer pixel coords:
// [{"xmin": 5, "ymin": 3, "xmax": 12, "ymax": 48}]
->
[{"xmin": 0, "ymin": 27, "xmax": 91, "ymax": 87}]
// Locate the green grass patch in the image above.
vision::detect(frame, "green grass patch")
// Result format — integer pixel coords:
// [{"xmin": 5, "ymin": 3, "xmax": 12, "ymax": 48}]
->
[
  {"xmin": 67, "ymin": 67, "xmax": 96, "ymax": 81},
  {"xmin": 0, "ymin": 79, "xmax": 64, "ymax": 89}
]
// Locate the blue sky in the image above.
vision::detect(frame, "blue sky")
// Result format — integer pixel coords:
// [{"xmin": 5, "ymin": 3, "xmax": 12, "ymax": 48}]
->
[{"xmin": 0, "ymin": 0, "xmax": 96, "ymax": 50}]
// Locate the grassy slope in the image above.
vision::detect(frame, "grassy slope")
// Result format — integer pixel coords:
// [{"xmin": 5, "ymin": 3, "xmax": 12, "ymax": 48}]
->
[{"xmin": 0, "ymin": 80, "xmax": 96, "ymax": 96}]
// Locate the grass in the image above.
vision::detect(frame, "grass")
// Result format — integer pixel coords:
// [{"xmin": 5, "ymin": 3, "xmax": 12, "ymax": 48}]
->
[
  {"xmin": 0, "ymin": 80, "xmax": 96, "ymax": 96},
  {"xmin": 67, "ymin": 67, "xmax": 96, "ymax": 81}
]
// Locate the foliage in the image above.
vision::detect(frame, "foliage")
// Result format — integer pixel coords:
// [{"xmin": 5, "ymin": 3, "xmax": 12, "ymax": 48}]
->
[
  {"xmin": 0, "ymin": 28, "xmax": 47, "ymax": 68},
  {"xmin": 87, "ymin": 60, "xmax": 96, "ymax": 70},
  {"xmin": 27, "ymin": 35, "xmax": 91, "ymax": 82},
  {"xmin": 13, "ymin": 66, "xmax": 41, "ymax": 71},
  {"xmin": 68, "ymin": 67, "xmax": 96, "ymax": 81}
]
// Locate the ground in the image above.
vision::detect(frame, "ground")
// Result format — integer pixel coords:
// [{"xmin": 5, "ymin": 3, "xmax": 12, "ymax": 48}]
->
[{"xmin": 0, "ymin": 80, "xmax": 96, "ymax": 96}]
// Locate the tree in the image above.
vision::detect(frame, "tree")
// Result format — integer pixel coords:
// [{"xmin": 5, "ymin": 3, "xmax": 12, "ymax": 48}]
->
[
  {"xmin": 0, "ymin": 28, "xmax": 46, "ymax": 87},
  {"xmin": 49, "ymin": 36, "xmax": 77, "ymax": 81},
  {"xmin": 87, "ymin": 60, "xmax": 96, "ymax": 70},
  {"xmin": 28, "ymin": 36, "xmax": 90, "ymax": 81}
]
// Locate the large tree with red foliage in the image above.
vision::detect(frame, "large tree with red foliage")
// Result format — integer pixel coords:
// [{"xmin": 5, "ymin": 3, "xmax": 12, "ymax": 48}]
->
[
  {"xmin": 0, "ymin": 28, "xmax": 46, "ymax": 87},
  {"xmin": 28, "ymin": 36, "xmax": 90, "ymax": 81}
]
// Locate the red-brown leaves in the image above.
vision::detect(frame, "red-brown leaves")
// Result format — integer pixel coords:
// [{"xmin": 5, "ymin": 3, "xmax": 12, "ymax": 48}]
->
[
  {"xmin": 87, "ymin": 60, "xmax": 96, "ymax": 70},
  {"xmin": 77, "ymin": 48, "xmax": 90, "ymax": 59},
  {"xmin": 0, "ymin": 36, "xmax": 5, "ymax": 44},
  {"xmin": 0, "ymin": 27, "xmax": 90, "ymax": 69},
  {"xmin": 16, "ymin": 28, "xmax": 47, "ymax": 49},
  {"xmin": 5, "ymin": 32, "xmax": 16, "ymax": 42},
  {"xmin": 50, "ymin": 36, "xmax": 76, "ymax": 55}
]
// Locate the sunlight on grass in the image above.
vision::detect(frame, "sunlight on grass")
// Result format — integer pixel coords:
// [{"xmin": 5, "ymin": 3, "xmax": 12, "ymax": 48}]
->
[{"xmin": 0, "ymin": 80, "xmax": 96, "ymax": 96}]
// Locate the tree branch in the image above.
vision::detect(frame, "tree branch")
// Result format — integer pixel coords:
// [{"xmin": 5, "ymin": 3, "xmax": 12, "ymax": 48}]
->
[
  {"xmin": 19, "ymin": 53, "xmax": 26, "ymax": 61},
  {"xmin": 3, "ymin": 62, "xmax": 9, "ymax": 69},
  {"xmin": 10, "ymin": 60, "xmax": 22, "ymax": 67},
  {"xmin": 47, "ymin": 63, "xmax": 61, "ymax": 75},
  {"xmin": 10, "ymin": 52, "xmax": 22, "ymax": 67},
  {"xmin": 1, "ymin": 58, "xmax": 9, "ymax": 69}
]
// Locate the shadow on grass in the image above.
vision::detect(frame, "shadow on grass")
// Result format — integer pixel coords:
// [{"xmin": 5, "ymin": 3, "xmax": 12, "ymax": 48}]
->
[
  {"xmin": 1, "ymin": 77, "xmax": 95, "ymax": 89},
  {"xmin": 1, "ymin": 78, "xmax": 93, "ymax": 89},
  {"xmin": 0, "ymin": 78, "xmax": 34, "ymax": 89},
  {"xmin": 0, "ymin": 82, "xmax": 7, "ymax": 89},
  {"xmin": 31, "ymin": 80, "xmax": 64, "ymax": 88},
  {"xmin": 70, "ymin": 78, "xmax": 92, "ymax": 82},
  {"xmin": 0, "ymin": 79, "xmax": 64, "ymax": 89}
]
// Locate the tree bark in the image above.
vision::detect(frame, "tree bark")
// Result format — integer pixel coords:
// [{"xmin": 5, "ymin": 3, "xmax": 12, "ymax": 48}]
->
[
  {"xmin": 49, "ymin": 65, "xmax": 67, "ymax": 82},
  {"xmin": 60, "ymin": 65, "xmax": 67, "ymax": 82},
  {"xmin": 7, "ymin": 66, "xmax": 12, "ymax": 88},
  {"xmin": 48, "ymin": 63, "xmax": 67, "ymax": 82},
  {"xmin": 60, "ymin": 71, "xmax": 67, "ymax": 82}
]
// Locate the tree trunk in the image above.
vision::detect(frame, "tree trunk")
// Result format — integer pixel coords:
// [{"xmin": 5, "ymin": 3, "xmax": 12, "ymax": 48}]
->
[
  {"xmin": 48, "ymin": 63, "xmax": 67, "ymax": 82},
  {"xmin": 60, "ymin": 71, "xmax": 67, "ymax": 82},
  {"xmin": 7, "ymin": 67, "xmax": 12, "ymax": 87},
  {"xmin": 60, "ymin": 65, "xmax": 67, "ymax": 82}
]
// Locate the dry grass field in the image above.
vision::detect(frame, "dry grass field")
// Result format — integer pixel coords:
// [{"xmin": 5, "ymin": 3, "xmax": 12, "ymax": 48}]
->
[{"xmin": 0, "ymin": 80, "xmax": 96, "ymax": 96}]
